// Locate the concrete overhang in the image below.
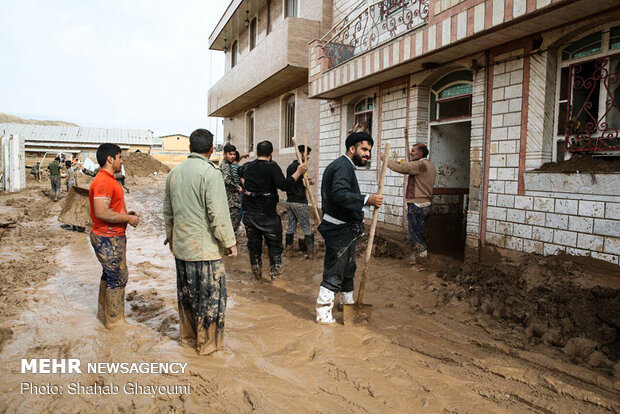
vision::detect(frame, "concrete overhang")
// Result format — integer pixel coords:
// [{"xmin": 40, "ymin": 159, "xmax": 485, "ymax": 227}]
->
[{"xmin": 209, "ymin": 0, "xmax": 269, "ymax": 51}]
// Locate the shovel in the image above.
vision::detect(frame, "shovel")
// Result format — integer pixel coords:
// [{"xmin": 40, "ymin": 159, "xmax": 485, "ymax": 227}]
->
[{"xmin": 343, "ymin": 142, "xmax": 391, "ymax": 325}]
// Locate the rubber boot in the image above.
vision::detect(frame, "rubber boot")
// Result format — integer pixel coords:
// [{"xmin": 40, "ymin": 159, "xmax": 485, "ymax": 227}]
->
[
  {"xmin": 284, "ymin": 233, "xmax": 295, "ymax": 257},
  {"xmin": 96, "ymin": 280, "xmax": 106, "ymax": 324},
  {"xmin": 269, "ymin": 262, "xmax": 282, "ymax": 281},
  {"xmin": 408, "ymin": 252, "xmax": 417, "ymax": 266},
  {"xmin": 251, "ymin": 264, "xmax": 262, "ymax": 281},
  {"xmin": 336, "ymin": 290, "xmax": 354, "ymax": 312},
  {"xmin": 104, "ymin": 287, "xmax": 125, "ymax": 328},
  {"xmin": 305, "ymin": 234, "xmax": 315, "ymax": 260},
  {"xmin": 316, "ymin": 286, "xmax": 337, "ymax": 325}
]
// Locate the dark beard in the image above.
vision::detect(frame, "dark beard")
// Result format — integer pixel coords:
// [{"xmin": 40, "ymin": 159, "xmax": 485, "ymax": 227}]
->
[{"xmin": 352, "ymin": 152, "xmax": 366, "ymax": 166}]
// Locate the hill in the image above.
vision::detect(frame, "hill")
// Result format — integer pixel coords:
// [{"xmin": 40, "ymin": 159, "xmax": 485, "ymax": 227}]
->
[{"xmin": 0, "ymin": 112, "xmax": 78, "ymax": 127}]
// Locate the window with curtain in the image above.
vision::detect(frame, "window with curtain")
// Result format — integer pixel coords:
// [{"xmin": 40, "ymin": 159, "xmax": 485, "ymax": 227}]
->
[
  {"xmin": 250, "ymin": 18, "xmax": 257, "ymax": 50},
  {"xmin": 231, "ymin": 41, "xmax": 238, "ymax": 68},
  {"xmin": 246, "ymin": 111, "xmax": 254, "ymax": 152},
  {"xmin": 285, "ymin": 0, "xmax": 298, "ymax": 17},
  {"xmin": 284, "ymin": 95, "xmax": 295, "ymax": 148}
]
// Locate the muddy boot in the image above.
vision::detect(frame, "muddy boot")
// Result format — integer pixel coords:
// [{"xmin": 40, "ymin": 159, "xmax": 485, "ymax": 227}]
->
[
  {"xmin": 408, "ymin": 252, "xmax": 417, "ymax": 266},
  {"xmin": 96, "ymin": 280, "xmax": 106, "ymax": 324},
  {"xmin": 269, "ymin": 263, "xmax": 282, "ymax": 281},
  {"xmin": 305, "ymin": 234, "xmax": 315, "ymax": 260},
  {"xmin": 104, "ymin": 287, "xmax": 126, "ymax": 328},
  {"xmin": 417, "ymin": 250, "xmax": 428, "ymax": 265},
  {"xmin": 251, "ymin": 264, "xmax": 262, "ymax": 281},
  {"xmin": 316, "ymin": 286, "xmax": 337, "ymax": 325},
  {"xmin": 284, "ymin": 233, "xmax": 295, "ymax": 257},
  {"xmin": 336, "ymin": 290, "xmax": 354, "ymax": 312},
  {"xmin": 53, "ymin": 193, "xmax": 58, "ymax": 202}
]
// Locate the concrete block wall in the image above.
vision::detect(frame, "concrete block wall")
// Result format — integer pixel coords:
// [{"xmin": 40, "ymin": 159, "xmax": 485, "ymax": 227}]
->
[
  {"xmin": 317, "ymin": 100, "xmax": 342, "ymax": 208},
  {"xmin": 376, "ymin": 84, "xmax": 408, "ymax": 226}
]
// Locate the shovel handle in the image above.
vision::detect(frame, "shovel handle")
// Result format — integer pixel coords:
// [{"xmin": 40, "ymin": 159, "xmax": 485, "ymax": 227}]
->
[
  {"xmin": 356, "ymin": 142, "xmax": 390, "ymax": 305},
  {"xmin": 293, "ymin": 137, "xmax": 321, "ymax": 229}
]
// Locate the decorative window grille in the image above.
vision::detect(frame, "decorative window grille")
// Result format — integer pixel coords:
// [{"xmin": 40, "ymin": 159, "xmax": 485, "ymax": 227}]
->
[
  {"xmin": 284, "ymin": 95, "xmax": 295, "ymax": 148},
  {"xmin": 556, "ymin": 25, "xmax": 620, "ymax": 153},
  {"xmin": 250, "ymin": 18, "xmax": 257, "ymax": 50}
]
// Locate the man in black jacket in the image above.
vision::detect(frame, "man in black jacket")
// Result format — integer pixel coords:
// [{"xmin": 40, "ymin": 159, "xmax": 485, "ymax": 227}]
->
[
  {"xmin": 316, "ymin": 132, "xmax": 383, "ymax": 324},
  {"xmin": 238, "ymin": 141, "xmax": 306, "ymax": 281},
  {"xmin": 285, "ymin": 145, "xmax": 315, "ymax": 258}
]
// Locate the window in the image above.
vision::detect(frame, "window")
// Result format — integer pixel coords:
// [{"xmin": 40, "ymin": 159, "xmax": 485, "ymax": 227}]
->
[
  {"xmin": 250, "ymin": 18, "xmax": 257, "ymax": 51},
  {"xmin": 285, "ymin": 0, "xmax": 298, "ymax": 17},
  {"xmin": 231, "ymin": 41, "xmax": 238, "ymax": 68},
  {"xmin": 246, "ymin": 111, "xmax": 254, "ymax": 152},
  {"xmin": 555, "ymin": 24, "xmax": 620, "ymax": 153},
  {"xmin": 283, "ymin": 95, "xmax": 295, "ymax": 148},
  {"xmin": 430, "ymin": 70, "xmax": 473, "ymax": 122},
  {"xmin": 353, "ymin": 97, "xmax": 374, "ymax": 168}
]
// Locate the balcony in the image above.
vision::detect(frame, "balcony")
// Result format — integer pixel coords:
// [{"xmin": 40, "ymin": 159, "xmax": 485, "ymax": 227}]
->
[
  {"xmin": 208, "ymin": 17, "xmax": 321, "ymax": 118},
  {"xmin": 322, "ymin": 0, "xmax": 429, "ymax": 69}
]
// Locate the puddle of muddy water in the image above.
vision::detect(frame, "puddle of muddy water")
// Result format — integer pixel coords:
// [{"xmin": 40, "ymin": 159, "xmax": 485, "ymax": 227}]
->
[{"xmin": 1, "ymin": 183, "xmax": 618, "ymax": 413}]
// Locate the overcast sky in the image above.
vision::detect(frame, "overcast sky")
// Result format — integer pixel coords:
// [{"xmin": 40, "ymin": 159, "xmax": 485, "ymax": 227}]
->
[{"xmin": 0, "ymin": 0, "xmax": 228, "ymax": 141}]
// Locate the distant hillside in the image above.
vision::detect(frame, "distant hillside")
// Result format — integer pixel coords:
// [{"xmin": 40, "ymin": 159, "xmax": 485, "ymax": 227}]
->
[{"xmin": 0, "ymin": 112, "xmax": 79, "ymax": 127}]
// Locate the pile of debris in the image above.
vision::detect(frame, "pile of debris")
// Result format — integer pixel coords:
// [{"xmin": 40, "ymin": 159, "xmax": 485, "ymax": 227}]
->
[
  {"xmin": 124, "ymin": 152, "xmax": 170, "ymax": 177},
  {"xmin": 437, "ymin": 256, "xmax": 620, "ymax": 371}
]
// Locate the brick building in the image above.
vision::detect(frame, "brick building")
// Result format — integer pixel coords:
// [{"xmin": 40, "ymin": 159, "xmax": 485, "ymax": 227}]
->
[
  {"xmin": 308, "ymin": 0, "xmax": 620, "ymax": 265},
  {"xmin": 208, "ymin": 0, "xmax": 333, "ymax": 192}
]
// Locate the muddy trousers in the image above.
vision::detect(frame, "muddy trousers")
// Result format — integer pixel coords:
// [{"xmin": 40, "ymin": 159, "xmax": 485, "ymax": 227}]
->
[
  {"xmin": 175, "ymin": 258, "xmax": 227, "ymax": 355},
  {"xmin": 50, "ymin": 177, "xmax": 61, "ymax": 200},
  {"xmin": 243, "ymin": 213, "xmax": 283, "ymax": 274},
  {"xmin": 90, "ymin": 232, "xmax": 128, "ymax": 327},
  {"xmin": 407, "ymin": 203, "xmax": 431, "ymax": 253},
  {"xmin": 229, "ymin": 206, "xmax": 241, "ymax": 233},
  {"xmin": 318, "ymin": 221, "xmax": 361, "ymax": 293}
]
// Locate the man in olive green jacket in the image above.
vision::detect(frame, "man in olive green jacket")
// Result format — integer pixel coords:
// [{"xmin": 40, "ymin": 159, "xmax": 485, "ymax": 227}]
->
[{"xmin": 164, "ymin": 128, "xmax": 237, "ymax": 355}]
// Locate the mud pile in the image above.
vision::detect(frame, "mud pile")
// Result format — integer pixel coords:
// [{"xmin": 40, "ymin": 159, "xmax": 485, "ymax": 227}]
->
[
  {"xmin": 535, "ymin": 153, "xmax": 620, "ymax": 173},
  {"xmin": 124, "ymin": 152, "xmax": 170, "ymax": 177},
  {"xmin": 437, "ymin": 257, "xmax": 620, "ymax": 370}
]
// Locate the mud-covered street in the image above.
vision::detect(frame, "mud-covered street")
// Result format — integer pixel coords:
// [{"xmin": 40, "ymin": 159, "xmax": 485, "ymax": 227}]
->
[{"xmin": 0, "ymin": 177, "xmax": 619, "ymax": 413}]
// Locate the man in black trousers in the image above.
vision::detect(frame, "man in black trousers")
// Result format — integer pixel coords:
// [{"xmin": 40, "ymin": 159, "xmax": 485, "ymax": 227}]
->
[
  {"xmin": 315, "ymin": 132, "xmax": 383, "ymax": 324},
  {"xmin": 238, "ymin": 141, "xmax": 307, "ymax": 281}
]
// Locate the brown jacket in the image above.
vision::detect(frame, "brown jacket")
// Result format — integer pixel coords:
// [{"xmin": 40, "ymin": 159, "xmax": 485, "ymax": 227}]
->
[{"xmin": 387, "ymin": 158, "xmax": 436, "ymax": 204}]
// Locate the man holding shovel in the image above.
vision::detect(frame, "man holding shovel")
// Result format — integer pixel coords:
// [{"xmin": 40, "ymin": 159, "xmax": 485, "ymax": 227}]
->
[{"xmin": 315, "ymin": 132, "xmax": 383, "ymax": 325}]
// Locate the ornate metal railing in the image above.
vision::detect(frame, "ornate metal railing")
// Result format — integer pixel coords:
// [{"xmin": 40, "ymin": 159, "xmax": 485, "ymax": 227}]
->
[
  {"xmin": 321, "ymin": 0, "xmax": 429, "ymax": 69},
  {"xmin": 565, "ymin": 54, "xmax": 620, "ymax": 152}
]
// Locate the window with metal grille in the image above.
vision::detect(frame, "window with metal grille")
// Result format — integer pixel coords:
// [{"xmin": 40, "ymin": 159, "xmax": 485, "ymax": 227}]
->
[
  {"xmin": 285, "ymin": 0, "xmax": 298, "ymax": 17},
  {"xmin": 250, "ymin": 18, "xmax": 257, "ymax": 50},
  {"xmin": 353, "ymin": 97, "xmax": 374, "ymax": 169},
  {"xmin": 246, "ymin": 111, "xmax": 254, "ymax": 152},
  {"xmin": 555, "ymin": 24, "xmax": 620, "ymax": 154},
  {"xmin": 284, "ymin": 95, "xmax": 295, "ymax": 148}
]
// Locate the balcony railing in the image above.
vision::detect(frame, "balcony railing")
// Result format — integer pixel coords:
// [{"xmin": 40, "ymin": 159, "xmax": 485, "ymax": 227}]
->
[
  {"xmin": 321, "ymin": 0, "xmax": 429, "ymax": 69},
  {"xmin": 565, "ymin": 54, "xmax": 620, "ymax": 152}
]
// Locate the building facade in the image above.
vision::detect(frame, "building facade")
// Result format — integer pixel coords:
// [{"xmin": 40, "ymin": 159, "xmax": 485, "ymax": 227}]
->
[
  {"xmin": 0, "ymin": 123, "xmax": 155, "ymax": 165},
  {"xmin": 308, "ymin": 0, "xmax": 620, "ymax": 265},
  {"xmin": 151, "ymin": 134, "xmax": 190, "ymax": 167},
  {"xmin": 208, "ymin": 0, "xmax": 334, "ymax": 188}
]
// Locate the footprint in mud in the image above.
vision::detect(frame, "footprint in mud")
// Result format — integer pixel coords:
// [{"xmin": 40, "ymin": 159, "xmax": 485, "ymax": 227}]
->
[
  {"xmin": 126, "ymin": 289, "xmax": 165, "ymax": 322},
  {"xmin": 126, "ymin": 289, "xmax": 180, "ymax": 341},
  {"xmin": 134, "ymin": 261, "xmax": 167, "ymax": 279}
]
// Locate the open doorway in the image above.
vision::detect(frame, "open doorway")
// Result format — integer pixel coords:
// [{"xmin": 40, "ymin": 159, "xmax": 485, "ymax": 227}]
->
[{"xmin": 427, "ymin": 121, "xmax": 471, "ymax": 257}]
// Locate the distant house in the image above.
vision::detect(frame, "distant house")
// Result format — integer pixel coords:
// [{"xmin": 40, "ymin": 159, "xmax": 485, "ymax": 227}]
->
[
  {"xmin": 0, "ymin": 123, "xmax": 156, "ymax": 164},
  {"xmin": 151, "ymin": 134, "xmax": 190, "ymax": 167}
]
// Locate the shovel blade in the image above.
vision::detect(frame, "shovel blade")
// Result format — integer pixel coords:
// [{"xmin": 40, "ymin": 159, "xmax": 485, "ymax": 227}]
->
[{"xmin": 342, "ymin": 302, "xmax": 373, "ymax": 325}]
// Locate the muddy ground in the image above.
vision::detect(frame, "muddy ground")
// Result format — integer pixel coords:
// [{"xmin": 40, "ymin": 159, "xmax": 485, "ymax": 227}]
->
[{"xmin": 0, "ymin": 173, "xmax": 619, "ymax": 413}]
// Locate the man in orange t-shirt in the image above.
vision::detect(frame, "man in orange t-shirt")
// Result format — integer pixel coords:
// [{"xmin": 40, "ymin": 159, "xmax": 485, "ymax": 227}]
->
[{"xmin": 89, "ymin": 143, "xmax": 139, "ymax": 328}]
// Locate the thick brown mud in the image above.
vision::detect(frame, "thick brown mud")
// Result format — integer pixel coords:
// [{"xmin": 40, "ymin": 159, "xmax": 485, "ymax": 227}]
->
[{"xmin": 0, "ymin": 175, "xmax": 618, "ymax": 412}]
